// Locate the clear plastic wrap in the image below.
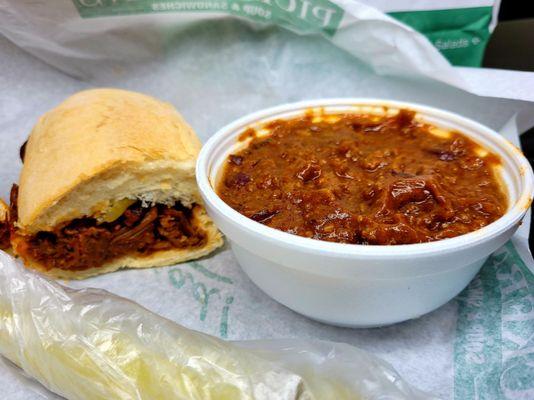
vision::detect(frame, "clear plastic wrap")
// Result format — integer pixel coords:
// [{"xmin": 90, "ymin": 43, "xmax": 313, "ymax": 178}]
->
[{"xmin": 0, "ymin": 252, "xmax": 437, "ymax": 400}]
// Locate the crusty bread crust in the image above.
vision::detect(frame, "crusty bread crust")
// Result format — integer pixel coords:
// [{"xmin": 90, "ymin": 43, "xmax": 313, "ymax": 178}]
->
[
  {"xmin": 13, "ymin": 88, "xmax": 223, "ymax": 278},
  {"xmin": 18, "ymin": 88, "xmax": 202, "ymax": 232}
]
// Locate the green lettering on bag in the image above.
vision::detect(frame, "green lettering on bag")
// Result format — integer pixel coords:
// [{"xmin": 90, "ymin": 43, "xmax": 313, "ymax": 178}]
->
[
  {"xmin": 454, "ymin": 241, "xmax": 534, "ymax": 399},
  {"xmin": 71, "ymin": 0, "xmax": 344, "ymax": 36}
]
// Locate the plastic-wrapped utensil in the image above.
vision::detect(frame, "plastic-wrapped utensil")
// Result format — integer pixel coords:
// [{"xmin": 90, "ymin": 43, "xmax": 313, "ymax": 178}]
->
[{"xmin": 0, "ymin": 252, "xmax": 437, "ymax": 400}]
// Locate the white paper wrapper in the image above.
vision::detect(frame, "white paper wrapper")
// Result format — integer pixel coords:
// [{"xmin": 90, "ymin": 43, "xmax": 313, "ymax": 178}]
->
[
  {"xmin": 0, "ymin": 0, "xmax": 515, "ymax": 98},
  {"xmin": 0, "ymin": 2, "xmax": 533, "ymax": 399}
]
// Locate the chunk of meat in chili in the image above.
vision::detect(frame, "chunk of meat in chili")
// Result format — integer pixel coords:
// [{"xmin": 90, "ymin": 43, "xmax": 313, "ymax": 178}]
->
[
  {"xmin": 218, "ymin": 110, "xmax": 508, "ymax": 245},
  {"xmin": 10, "ymin": 185, "xmax": 207, "ymax": 271}
]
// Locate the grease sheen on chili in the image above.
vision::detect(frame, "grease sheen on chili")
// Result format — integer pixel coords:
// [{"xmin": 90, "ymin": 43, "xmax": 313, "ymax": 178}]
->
[{"xmin": 217, "ymin": 110, "xmax": 508, "ymax": 245}]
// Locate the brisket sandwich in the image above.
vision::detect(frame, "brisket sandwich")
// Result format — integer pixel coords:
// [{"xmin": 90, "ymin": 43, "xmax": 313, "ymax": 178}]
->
[
  {"xmin": 10, "ymin": 88, "xmax": 223, "ymax": 279},
  {"xmin": 0, "ymin": 200, "xmax": 8, "ymax": 250}
]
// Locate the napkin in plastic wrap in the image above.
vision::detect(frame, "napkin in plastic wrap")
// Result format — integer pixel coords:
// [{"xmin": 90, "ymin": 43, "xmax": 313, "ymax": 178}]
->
[{"xmin": 0, "ymin": 252, "xmax": 436, "ymax": 400}]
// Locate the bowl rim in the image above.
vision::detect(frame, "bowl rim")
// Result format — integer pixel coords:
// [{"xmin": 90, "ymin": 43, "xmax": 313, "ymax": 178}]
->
[{"xmin": 196, "ymin": 98, "xmax": 534, "ymax": 259}]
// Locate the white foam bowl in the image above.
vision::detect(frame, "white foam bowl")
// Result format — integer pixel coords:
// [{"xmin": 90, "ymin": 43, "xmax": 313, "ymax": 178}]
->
[{"xmin": 197, "ymin": 99, "xmax": 534, "ymax": 327}]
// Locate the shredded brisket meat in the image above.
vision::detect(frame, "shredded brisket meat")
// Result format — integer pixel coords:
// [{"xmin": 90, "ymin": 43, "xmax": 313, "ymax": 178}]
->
[
  {"xmin": 9, "ymin": 185, "xmax": 206, "ymax": 271},
  {"xmin": 0, "ymin": 221, "xmax": 9, "ymax": 250}
]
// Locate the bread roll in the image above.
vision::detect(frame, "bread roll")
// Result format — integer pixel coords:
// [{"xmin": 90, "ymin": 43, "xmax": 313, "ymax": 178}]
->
[{"xmin": 10, "ymin": 88, "xmax": 223, "ymax": 279}]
